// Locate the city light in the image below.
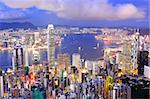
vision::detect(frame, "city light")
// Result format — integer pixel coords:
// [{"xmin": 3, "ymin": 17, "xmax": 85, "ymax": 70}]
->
[{"xmin": 0, "ymin": 0, "xmax": 149, "ymax": 98}]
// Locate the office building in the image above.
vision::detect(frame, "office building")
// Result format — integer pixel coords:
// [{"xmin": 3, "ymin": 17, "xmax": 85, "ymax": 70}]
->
[
  {"xmin": 47, "ymin": 24, "xmax": 55, "ymax": 68},
  {"xmin": 85, "ymin": 60, "xmax": 100, "ymax": 75},
  {"xmin": 131, "ymin": 31, "xmax": 139, "ymax": 70},
  {"xmin": 25, "ymin": 46, "xmax": 29, "ymax": 66},
  {"xmin": 72, "ymin": 53, "xmax": 81, "ymax": 68},
  {"xmin": 144, "ymin": 66, "xmax": 150, "ymax": 79},
  {"xmin": 116, "ymin": 51, "xmax": 121, "ymax": 64},
  {"xmin": 34, "ymin": 32, "xmax": 40, "ymax": 44},
  {"xmin": 137, "ymin": 51, "xmax": 149, "ymax": 75},
  {"xmin": 57, "ymin": 54, "xmax": 70, "ymax": 72},
  {"xmin": 121, "ymin": 31, "xmax": 139, "ymax": 74},
  {"xmin": 112, "ymin": 83, "xmax": 131, "ymax": 99},
  {"xmin": 0, "ymin": 70, "xmax": 4, "ymax": 97},
  {"xmin": 12, "ymin": 43, "xmax": 24, "ymax": 70}
]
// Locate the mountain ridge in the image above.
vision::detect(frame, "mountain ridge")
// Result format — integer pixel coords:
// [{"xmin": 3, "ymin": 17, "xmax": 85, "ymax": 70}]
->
[{"xmin": 0, "ymin": 22, "xmax": 37, "ymax": 30}]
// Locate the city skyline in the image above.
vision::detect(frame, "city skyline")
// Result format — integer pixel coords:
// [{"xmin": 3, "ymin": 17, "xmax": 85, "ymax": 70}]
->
[
  {"xmin": 0, "ymin": 0, "xmax": 149, "ymax": 27},
  {"xmin": 0, "ymin": 0, "xmax": 150, "ymax": 98}
]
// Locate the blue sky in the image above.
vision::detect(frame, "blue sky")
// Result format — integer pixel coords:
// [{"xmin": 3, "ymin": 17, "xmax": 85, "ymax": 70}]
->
[{"xmin": 0, "ymin": 0, "xmax": 149, "ymax": 27}]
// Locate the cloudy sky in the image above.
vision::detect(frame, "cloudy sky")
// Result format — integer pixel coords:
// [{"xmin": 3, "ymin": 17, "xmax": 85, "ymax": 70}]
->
[{"xmin": 0, "ymin": 0, "xmax": 149, "ymax": 27}]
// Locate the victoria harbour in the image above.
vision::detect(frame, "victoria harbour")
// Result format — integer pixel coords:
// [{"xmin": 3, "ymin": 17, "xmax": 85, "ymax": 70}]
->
[
  {"xmin": 0, "ymin": 0, "xmax": 149, "ymax": 99},
  {"xmin": 0, "ymin": 34, "xmax": 105, "ymax": 70}
]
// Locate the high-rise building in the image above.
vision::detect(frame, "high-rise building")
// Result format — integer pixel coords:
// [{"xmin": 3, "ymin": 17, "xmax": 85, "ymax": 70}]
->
[
  {"xmin": 137, "ymin": 51, "xmax": 149, "ymax": 75},
  {"xmin": 131, "ymin": 31, "xmax": 139, "ymax": 70},
  {"xmin": 2, "ymin": 33, "xmax": 8, "ymax": 48},
  {"xmin": 34, "ymin": 32, "xmax": 40, "ymax": 44},
  {"xmin": 84, "ymin": 60, "xmax": 100, "ymax": 75},
  {"xmin": 72, "ymin": 53, "xmax": 81, "ymax": 68},
  {"xmin": 0, "ymin": 70, "xmax": 4, "ymax": 97},
  {"xmin": 28, "ymin": 34, "xmax": 35, "ymax": 46},
  {"xmin": 57, "ymin": 54, "xmax": 70, "ymax": 72},
  {"xmin": 121, "ymin": 30, "xmax": 140, "ymax": 74},
  {"xmin": 144, "ymin": 66, "xmax": 150, "ymax": 79},
  {"xmin": 12, "ymin": 43, "xmax": 24, "ymax": 71},
  {"xmin": 47, "ymin": 24, "xmax": 55, "ymax": 68},
  {"xmin": 25, "ymin": 46, "xmax": 29, "ymax": 66},
  {"xmin": 116, "ymin": 51, "xmax": 121, "ymax": 64},
  {"xmin": 112, "ymin": 83, "xmax": 131, "ymax": 99},
  {"xmin": 122, "ymin": 37, "xmax": 133, "ymax": 73}
]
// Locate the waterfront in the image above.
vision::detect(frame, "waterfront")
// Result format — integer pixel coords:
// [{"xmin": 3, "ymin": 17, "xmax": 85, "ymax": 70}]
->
[
  {"xmin": 0, "ymin": 28, "xmax": 149, "ymax": 99},
  {"xmin": 0, "ymin": 34, "xmax": 106, "ymax": 70},
  {"xmin": 0, "ymin": 0, "xmax": 149, "ymax": 98}
]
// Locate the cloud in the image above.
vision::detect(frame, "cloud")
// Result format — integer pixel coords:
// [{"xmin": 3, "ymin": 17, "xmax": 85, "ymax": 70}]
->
[
  {"xmin": 0, "ymin": 0, "xmax": 145, "ymax": 20},
  {"xmin": 0, "ymin": 2, "xmax": 27, "ymax": 20},
  {"xmin": 0, "ymin": 10, "xmax": 26, "ymax": 20}
]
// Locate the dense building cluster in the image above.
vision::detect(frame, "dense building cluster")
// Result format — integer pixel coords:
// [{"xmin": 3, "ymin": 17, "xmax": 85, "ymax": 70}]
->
[{"xmin": 0, "ymin": 24, "xmax": 149, "ymax": 98}]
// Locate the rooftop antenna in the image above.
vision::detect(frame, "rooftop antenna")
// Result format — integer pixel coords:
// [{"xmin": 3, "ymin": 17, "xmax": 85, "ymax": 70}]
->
[
  {"xmin": 136, "ymin": 28, "xmax": 140, "ymax": 32},
  {"xmin": 78, "ymin": 46, "xmax": 81, "ymax": 54}
]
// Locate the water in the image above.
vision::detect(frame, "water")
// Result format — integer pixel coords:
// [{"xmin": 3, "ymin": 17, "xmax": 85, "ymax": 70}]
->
[
  {"xmin": 0, "ymin": 51, "xmax": 12, "ymax": 70},
  {"xmin": 60, "ymin": 34, "xmax": 104, "ymax": 60},
  {"xmin": 0, "ymin": 34, "xmax": 114, "ymax": 70}
]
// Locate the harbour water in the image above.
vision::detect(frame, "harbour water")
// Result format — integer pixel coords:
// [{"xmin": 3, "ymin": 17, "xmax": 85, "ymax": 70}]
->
[{"xmin": 0, "ymin": 34, "xmax": 117, "ymax": 70}]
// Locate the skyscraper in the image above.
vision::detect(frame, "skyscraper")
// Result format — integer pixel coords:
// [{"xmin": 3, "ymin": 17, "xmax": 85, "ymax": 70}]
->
[
  {"xmin": 47, "ymin": 24, "xmax": 55, "ymax": 68},
  {"xmin": 121, "ymin": 30, "xmax": 140, "ymax": 74},
  {"xmin": 34, "ymin": 32, "xmax": 40, "ymax": 44},
  {"xmin": 137, "ymin": 51, "xmax": 149, "ymax": 75},
  {"xmin": 72, "ymin": 53, "xmax": 81, "ymax": 68},
  {"xmin": 12, "ymin": 43, "xmax": 24, "ymax": 71},
  {"xmin": 131, "ymin": 30, "xmax": 139, "ymax": 70},
  {"xmin": 0, "ymin": 70, "xmax": 4, "ymax": 97},
  {"xmin": 25, "ymin": 46, "xmax": 29, "ymax": 66},
  {"xmin": 58, "ymin": 54, "xmax": 70, "ymax": 72}
]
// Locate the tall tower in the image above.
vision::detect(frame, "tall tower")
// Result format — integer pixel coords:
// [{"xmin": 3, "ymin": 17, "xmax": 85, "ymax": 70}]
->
[
  {"xmin": 0, "ymin": 69, "xmax": 4, "ymax": 97},
  {"xmin": 25, "ymin": 46, "xmax": 29, "ymax": 66},
  {"xmin": 47, "ymin": 24, "xmax": 55, "ymax": 68},
  {"xmin": 72, "ymin": 53, "xmax": 81, "ymax": 68},
  {"xmin": 58, "ymin": 54, "xmax": 70, "ymax": 72},
  {"xmin": 34, "ymin": 32, "xmax": 40, "ymax": 44},
  {"xmin": 122, "ymin": 38, "xmax": 132, "ymax": 73},
  {"xmin": 121, "ymin": 29, "xmax": 140, "ymax": 74},
  {"xmin": 131, "ymin": 29, "xmax": 139, "ymax": 70},
  {"xmin": 12, "ymin": 43, "xmax": 24, "ymax": 71}
]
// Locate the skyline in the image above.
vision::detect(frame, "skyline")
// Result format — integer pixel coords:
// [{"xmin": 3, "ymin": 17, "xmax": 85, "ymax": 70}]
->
[
  {"xmin": 0, "ymin": 0, "xmax": 149, "ymax": 27},
  {"xmin": 0, "ymin": 0, "xmax": 150, "ymax": 98}
]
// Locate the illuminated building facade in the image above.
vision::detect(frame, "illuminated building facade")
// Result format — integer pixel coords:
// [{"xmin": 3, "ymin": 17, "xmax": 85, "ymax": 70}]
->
[
  {"xmin": 3, "ymin": 33, "xmax": 8, "ymax": 48},
  {"xmin": 121, "ymin": 30, "xmax": 140, "ymax": 74},
  {"xmin": 85, "ymin": 60, "xmax": 100, "ymax": 75},
  {"xmin": 57, "ymin": 54, "xmax": 70, "ymax": 73},
  {"xmin": 112, "ymin": 84, "xmax": 131, "ymax": 99},
  {"xmin": 122, "ymin": 38, "xmax": 133, "ymax": 73},
  {"xmin": 137, "ymin": 51, "xmax": 149, "ymax": 75},
  {"xmin": 47, "ymin": 24, "xmax": 55, "ymax": 68},
  {"xmin": 34, "ymin": 32, "xmax": 40, "ymax": 44},
  {"xmin": 0, "ymin": 70, "xmax": 4, "ymax": 97},
  {"xmin": 12, "ymin": 43, "xmax": 24, "ymax": 71},
  {"xmin": 72, "ymin": 53, "xmax": 81, "ymax": 68},
  {"xmin": 131, "ymin": 31, "xmax": 139, "ymax": 70},
  {"xmin": 25, "ymin": 46, "xmax": 29, "ymax": 66},
  {"xmin": 144, "ymin": 66, "xmax": 150, "ymax": 79}
]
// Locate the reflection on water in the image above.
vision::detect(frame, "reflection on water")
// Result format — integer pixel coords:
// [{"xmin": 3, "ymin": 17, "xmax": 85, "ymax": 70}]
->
[{"xmin": 0, "ymin": 34, "xmax": 118, "ymax": 70}]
